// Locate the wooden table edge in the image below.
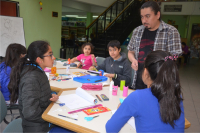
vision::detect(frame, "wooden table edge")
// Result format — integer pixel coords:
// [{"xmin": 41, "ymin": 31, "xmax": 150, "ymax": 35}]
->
[
  {"xmin": 42, "ymin": 89, "xmax": 99, "ymax": 133},
  {"xmin": 184, "ymin": 118, "xmax": 191, "ymax": 129}
]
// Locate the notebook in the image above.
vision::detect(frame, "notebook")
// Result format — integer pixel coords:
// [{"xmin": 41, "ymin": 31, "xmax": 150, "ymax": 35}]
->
[{"xmin": 58, "ymin": 87, "xmax": 97, "ymax": 110}]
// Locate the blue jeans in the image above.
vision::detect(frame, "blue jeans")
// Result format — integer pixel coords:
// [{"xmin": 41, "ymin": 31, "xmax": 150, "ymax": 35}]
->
[{"xmin": 49, "ymin": 126, "xmax": 75, "ymax": 133}]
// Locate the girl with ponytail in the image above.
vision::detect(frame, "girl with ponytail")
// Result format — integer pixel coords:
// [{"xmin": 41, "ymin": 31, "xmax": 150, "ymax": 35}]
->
[
  {"xmin": 106, "ymin": 50, "xmax": 185, "ymax": 132},
  {"xmin": 8, "ymin": 41, "xmax": 59, "ymax": 132},
  {"xmin": 0, "ymin": 43, "xmax": 26, "ymax": 104}
]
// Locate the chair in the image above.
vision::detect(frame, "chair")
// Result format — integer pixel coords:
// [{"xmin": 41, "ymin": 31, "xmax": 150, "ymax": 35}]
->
[
  {"xmin": 65, "ymin": 39, "xmax": 76, "ymax": 56},
  {"xmin": 0, "ymin": 92, "xmax": 23, "ymax": 132},
  {"xmin": 96, "ymin": 57, "xmax": 105, "ymax": 66}
]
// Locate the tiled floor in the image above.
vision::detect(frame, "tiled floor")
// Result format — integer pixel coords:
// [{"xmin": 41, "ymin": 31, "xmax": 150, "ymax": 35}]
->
[
  {"xmin": 1, "ymin": 59, "xmax": 200, "ymax": 132},
  {"xmin": 181, "ymin": 59, "xmax": 200, "ymax": 132}
]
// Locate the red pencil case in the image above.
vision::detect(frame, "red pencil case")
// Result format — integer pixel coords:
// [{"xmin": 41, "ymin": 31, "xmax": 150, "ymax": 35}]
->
[
  {"xmin": 83, "ymin": 106, "xmax": 111, "ymax": 115},
  {"xmin": 81, "ymin": 83, "xmax": 102, "ymax": 91}
]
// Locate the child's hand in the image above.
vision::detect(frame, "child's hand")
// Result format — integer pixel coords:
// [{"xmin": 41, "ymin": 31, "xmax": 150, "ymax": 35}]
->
[
  {"xmin": 104, "ymin": 74, "xmax": 115, "ymax": 78},
  {"xmin": 89, "ymin": 66, "xmax": 95, "ymax": 70},
  {"xmin": 50, "ymin": 94, "xmax": 59, "ymax": 102},
  {"xmin": 77, "ymin": 62, "xmax": 82, "ymax": 68},
  {"xmin": 91, "ymin": 54, "xmax": 95, "ymax": 60}
]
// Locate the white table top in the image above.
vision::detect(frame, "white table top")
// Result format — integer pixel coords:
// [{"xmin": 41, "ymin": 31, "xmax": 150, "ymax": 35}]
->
[
  {"xmin": 49, "ymin": 68, "xmax": 111, "ymax": 91},
  {"xmin": 43, "ymin": 86, "xmax": 136, "ymax": 133}
]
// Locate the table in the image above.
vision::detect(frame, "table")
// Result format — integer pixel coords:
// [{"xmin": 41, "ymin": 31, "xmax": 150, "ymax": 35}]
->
[
  {"xmin": 42, "ymin": 86, "xmax": 136, "ymax": 133},
  {"xmin": 49, "ymin": 67, "xmax": 111, "ymax": 92},
  {"xmin": 55, "ymin": 61, "xmax": 79, "ymax": 69}
]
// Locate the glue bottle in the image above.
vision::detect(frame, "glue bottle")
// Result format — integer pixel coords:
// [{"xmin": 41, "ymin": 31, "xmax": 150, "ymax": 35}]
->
[
  {"xmin": 109, "ymin": 80, "xmax": 114, "ymax": 91},
  {"xmin": 68, "ymin": 58, "xmax": 70, "ymax": 64},
  {"xmin": 66, "ymin": 58, "xmax": 70, "ymax": 74}
]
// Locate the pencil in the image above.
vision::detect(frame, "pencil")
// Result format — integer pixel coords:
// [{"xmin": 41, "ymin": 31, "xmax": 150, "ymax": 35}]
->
[
  {"xmin": 96, "ymin": 95, "xmax": 102, "ymax": 102},
  {"xmin": 58, "ymin": 114, "xmax": 78, "ymax": 121}
]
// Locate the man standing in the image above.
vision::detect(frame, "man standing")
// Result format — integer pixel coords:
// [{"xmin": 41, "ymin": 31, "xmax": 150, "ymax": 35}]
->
[{"xmin": 127, "ymin": 1, "xmax": 182, "ymax": 89}]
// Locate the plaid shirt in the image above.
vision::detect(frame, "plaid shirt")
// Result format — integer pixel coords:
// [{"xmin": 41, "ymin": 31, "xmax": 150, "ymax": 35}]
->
[{"xmin": 127, "ymin": 20, "xmax": 182, "ymax": 89}]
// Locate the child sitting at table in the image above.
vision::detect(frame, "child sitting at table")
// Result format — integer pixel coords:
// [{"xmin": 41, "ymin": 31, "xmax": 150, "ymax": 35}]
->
[
  {"xmin": 8, "ymin": 41, "xmax": 60, "ymax": 132},
  {"xmin": 106, "ymin": 50, "xmax": 185, "ymax": 132},
  {"xmin": 89, "ymin": 40, "xmax": 132, "ymax": 87},
  {"xmin": 70, "ymin": 42, "xmax": 97, "ymax": 70},
  {"xmin": 0, "ymin": 43, "xmax": 26, "ymax": 104}
]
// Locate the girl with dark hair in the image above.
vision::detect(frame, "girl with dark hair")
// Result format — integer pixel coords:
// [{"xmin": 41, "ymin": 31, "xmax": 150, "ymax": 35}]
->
[
  {"xmin": 106, "ymin": 50, "xmax": 185, "ymax": 132},
  {"xmin": 0, "ymin": 43, "xmax": 26, "ymax": 104},
  {"xmin": 70, "ymin": 42, "xmax": 97, "ymax": 70},
  {"xmin": 8, "ymin": 41, "xmax": 59, "ymax": 132}
]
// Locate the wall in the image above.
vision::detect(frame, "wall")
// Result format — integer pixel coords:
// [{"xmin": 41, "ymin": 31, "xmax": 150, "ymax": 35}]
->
[
  {"xmin": 161, "ymin": 2, "xmax": 200, "ymax": 15},
  {"xmin": 187, "ymin": 16, "xmax": 200, "ymax": 45},
  {"xmin": 160, "ymin": 2, "xmax": 200, "ymax": 45},
  {"xmin": 15, "ymin": 0, "xmax": 62, "ymax": 58},
  {"xmin": 162, "ymin": 15, "xmax": 188, "ymax": 38}
]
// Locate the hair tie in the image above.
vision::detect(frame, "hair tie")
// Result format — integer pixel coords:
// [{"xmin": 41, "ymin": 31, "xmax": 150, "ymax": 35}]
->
[
  {"xmin": 24, "ymin": 54, "xmax": 30, "ymax": 61},
  {"xmin": 165, "ymin": 54, "xmax": 178, "ymax": 61}
]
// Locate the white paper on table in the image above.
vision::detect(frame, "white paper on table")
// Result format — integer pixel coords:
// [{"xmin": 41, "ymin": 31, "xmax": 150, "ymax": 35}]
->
[
  {"xmin": 127, "ymin": 117, "xmax": 136, "ymax": 130},
  {"xmin": 58, "ymin": 87, "xmax": 97, "ymax": 110},
  {"xmin": 112, "ymin": 110, "xmax": 136, "ymax": 130},
  {"xmin": 45, "ymin": 72, "xmax": 49, "ymax": 80}
]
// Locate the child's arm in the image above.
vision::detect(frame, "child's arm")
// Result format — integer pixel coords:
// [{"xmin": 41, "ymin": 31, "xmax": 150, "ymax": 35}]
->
[
  {"xmin": 91, "ymin": 54, "xmax": 97, "ymax": 66},
  {"xmin": 106, "ymin": 92, "xmax": 137, "ymax": 132},
  {"xmin": 70, "ymin": 57, "xmax": 78, "ymax": 63},
  {"xmin": 77, "ymin": 62, "xmax": 82, "ymax": 68},
  {"xmin": 112, "ymin": 60, "xmax": 132, "ymax": 86}
]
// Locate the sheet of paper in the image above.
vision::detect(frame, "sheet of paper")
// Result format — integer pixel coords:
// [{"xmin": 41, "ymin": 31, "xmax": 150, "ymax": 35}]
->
[
  {"xmin": 127, "ymin": 117, "xmax": 136, "ymax": 130},
  {"xmin": 76, "ymin": 87, "xmax": 97, "ymax": 104},
  {"xmin": 112, "ymin": 110, "xmax": 136, "ymax": 130},
  {"xmin": 58, "ymin": 94, "xmax": 95, "ymax": 110}
]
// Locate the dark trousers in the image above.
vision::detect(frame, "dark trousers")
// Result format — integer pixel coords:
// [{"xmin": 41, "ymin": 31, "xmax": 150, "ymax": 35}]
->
[
  {"xmin": 135, "ymin": 70, "xmax": 147, "ymax": 89},
  {"xmin": 179, "ymin": 54, "xmax": 188, "ymax": 64}
]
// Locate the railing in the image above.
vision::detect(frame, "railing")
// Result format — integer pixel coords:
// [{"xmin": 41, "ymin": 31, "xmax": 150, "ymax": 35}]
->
[{"xmin": 86, "ymin": 0, "xmax": 132, "ymax": 42}]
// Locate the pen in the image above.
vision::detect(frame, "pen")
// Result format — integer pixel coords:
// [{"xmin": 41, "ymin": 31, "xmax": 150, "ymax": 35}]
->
[
  {"xmin": 58, "ymin": 114, "xmax": 78, "ymax": 121},
  {"xmin": 95, "ymin": 79, "xmax": 102, "ymax": 82},
  {"xmin": 96, "ymin": 95, "xmax": 102, "ymax": 102}
]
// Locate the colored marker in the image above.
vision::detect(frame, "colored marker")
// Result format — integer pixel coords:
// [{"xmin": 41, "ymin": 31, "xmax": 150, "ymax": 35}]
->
[{"xmin": 58, "ymin": 114, "xmax": 77, "ymax": 121}]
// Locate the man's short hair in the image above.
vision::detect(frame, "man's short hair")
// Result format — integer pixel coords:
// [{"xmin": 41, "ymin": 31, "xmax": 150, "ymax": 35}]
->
[
  {"xmin": 107, "ymin": 40, "xmax": 121, "ymax": 49},
  {"xmin": 140, "ymin": 1, "xmax": 161, "ymax": 20}
]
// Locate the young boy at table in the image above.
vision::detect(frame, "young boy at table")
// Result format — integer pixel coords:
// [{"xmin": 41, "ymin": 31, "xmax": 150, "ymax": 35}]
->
[{"xmin": 89, "ymin": 40, "xmax": 132, "ymax": 87}]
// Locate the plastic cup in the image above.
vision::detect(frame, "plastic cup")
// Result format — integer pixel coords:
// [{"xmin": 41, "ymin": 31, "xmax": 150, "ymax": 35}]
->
[
  {"xmin": 51, "ymin": 67, "xmax": 56, "ymax": 74},
  {"xmin": 123, "ymin": 86, "xmax": 128, "ymax": 97},
  {"xmin": 120, "ymin": 80, "xmax": 125, "ymax": 91},
  {"xmin": 112, "ymin": 85, "xmax": 118, "ymax": 96}
]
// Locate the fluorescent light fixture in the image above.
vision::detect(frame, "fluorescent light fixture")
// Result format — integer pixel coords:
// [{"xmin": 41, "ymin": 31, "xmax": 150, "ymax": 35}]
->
[
  {"xmin": 77, "ymin": 17, "xmax": 87, "ymax": 18},
  {"xmin": 65, "ymin": 15, "xmax": 78, "ymax": 17},
  {"xmin": 93, "ymin": 16, "xmax": 98, "ymax": 18}
]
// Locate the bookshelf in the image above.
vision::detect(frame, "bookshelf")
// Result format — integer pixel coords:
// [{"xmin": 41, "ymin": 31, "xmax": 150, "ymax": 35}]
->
[{"xmin": 61, "ymin": 26, "xmax": 86, "ymax": 39}]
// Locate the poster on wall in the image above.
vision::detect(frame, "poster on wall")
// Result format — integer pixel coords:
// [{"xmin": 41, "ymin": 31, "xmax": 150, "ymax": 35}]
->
[{"xmin": 190, "ymin": 24, "xmax": 200, "ymax": 58}]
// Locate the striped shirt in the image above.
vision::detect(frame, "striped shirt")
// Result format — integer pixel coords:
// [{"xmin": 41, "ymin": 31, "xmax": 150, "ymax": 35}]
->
[{"xmin": 127, "ymin": 20, "xmax": 182, "ymax": 89}]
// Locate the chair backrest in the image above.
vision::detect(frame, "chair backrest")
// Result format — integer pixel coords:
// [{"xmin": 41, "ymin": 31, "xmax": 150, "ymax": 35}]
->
[
  {"xmin": 66, "ymin": 39, "xmax": 74, "ymax": 47},
  {"xmin": 96, "ymin": 57, "xmax": 105, "ymax": 66},
  {"xmin": 0, "ymin": 92, "xmax": 7, "ymax": 123}
]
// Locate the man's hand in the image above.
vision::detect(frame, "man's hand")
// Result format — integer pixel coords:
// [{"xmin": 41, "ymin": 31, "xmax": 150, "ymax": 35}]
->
[
  {"xmin": 104, "ymin": 74, "xmax": 115, "ymax": 78},
  {"xmin": 50, "ymin": 94, "xmax": 59, "ymax": 102},
  {"xmin": 131, "ymin": 58, "xmax": 138, "ymax": 71}
]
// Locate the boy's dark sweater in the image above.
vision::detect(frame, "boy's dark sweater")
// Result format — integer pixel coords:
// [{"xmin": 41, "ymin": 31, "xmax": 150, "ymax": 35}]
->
[{"xmin": 96, "ymin": 53, "xmax": 132, "ymax": 86}]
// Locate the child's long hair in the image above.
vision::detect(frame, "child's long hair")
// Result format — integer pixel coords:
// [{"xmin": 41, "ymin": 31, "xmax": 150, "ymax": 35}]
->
[
  {"xmin": 144, "ymin": 50, "xmax": 183, "ymax": 128},
  {"xmin": 81, "ymin": 42, "xmax": 94, "ymax": 54},
  {"xmin": 8, "ymin": 41, "xmax": 50, "ymax": 104},
  {"xmin": 3, "ymin": 43, "xmax": 26, "ymax": 68}
]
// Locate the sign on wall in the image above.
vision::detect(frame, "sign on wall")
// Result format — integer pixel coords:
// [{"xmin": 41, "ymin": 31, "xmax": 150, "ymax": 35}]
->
[{"xmin": 164, "ymin": 5, "xmax": 182, "ymax": 12}]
